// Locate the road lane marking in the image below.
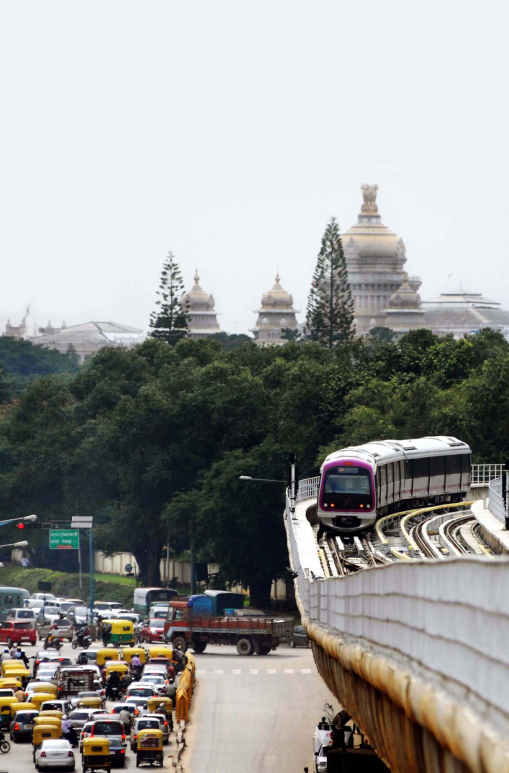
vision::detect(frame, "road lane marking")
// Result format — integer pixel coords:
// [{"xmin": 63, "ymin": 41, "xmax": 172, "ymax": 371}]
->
[
  {"xmin": 213, "ymin": 668, "xmax": 224, "ymax": 674},
  {"xmin": 196, "ymin": 668, "xmax": 206, "ymax": 674},
  {"xmin": 249, "ymin": 668, "xmax": 259, "ymax": 674},
  {"xmin": 266, "ymin": 668, "xmax": 277, "ymax": 674},
  {"xmin": 284, "ymin": 668, "xmax": 294, "ymax": 673},
  {"xmin": 232, "ymin": 668, "xmax": 241, "ymax": 674},
  {"xmin": 301, "ymin": 668, "xmax": 312, "ymax": 674}
]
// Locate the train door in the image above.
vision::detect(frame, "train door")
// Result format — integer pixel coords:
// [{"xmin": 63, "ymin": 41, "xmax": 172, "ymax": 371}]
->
[{"xmin": 430, "ymin": 456, "xmax": 446, "ymax": 494}]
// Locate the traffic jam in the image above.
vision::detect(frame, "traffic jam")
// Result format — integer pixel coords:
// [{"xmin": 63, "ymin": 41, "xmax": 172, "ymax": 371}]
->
[{"xmin": 0, "ymin": 589, "xmax": 189, "ymax": 771}]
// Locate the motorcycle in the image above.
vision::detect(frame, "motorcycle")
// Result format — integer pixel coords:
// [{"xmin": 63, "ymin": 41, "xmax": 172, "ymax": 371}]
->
[
  {"xmin": 0, "ymin": 730, "xmax": 10, "ymax": 753},
  {"xmin": 72, "ymin": 633, "xmax": 92, "ymax": 650}
]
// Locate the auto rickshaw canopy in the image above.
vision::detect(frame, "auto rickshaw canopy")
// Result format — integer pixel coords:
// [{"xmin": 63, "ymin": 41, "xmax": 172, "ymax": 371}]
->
[
  {"xmin": 32, "ymin": 724, "xmax": 61, "ymax": 745},
  {"xmin": 30, "ymin": 682, "xmax": 58, "ymax": 695},
  {"xmin": 10, "ymin": 700, "xmax": 37, "ymax": 713},
  {"xmin": 0, "ymin": 677, "xmax": 21, "ymax": 688},
  {"xmin": 136, "ymin": 728, "xmax": 163, "ymax": 750},
  {"xmin": 77, "ymin": 696, "xmax": 103, "ymax": 709},
  {"xmin": 104, "ymin": 661, "xmax": 129, "ymax": 676},
  {"xmin": 146, "ymin": 645, "xmax": 172, "ymax": 660},
  {"xmin": 34, "ymin": 715, "xmax": 61, "ymax": 728},
  {"xmin": 147, "ymin": 697, "xmax": 172, "ymax": 715},
  {"xmin": 30, "ymin": 693, "xmax": 57, "ymax": 711},
  {"xmin": 121, "ymin": 647, "xmax": 147, "ymax": 664},
  {"xmin": 96, "ymin": 648, "xmax": 120, "ymax": 666},
  {"xmin": 82, "ymin": 736, "xmax": 110, "ymax": 755}
]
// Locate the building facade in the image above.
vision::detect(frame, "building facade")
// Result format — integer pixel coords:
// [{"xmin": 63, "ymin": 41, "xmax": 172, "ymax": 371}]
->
[{"xmin": 29, "ymin": 321, "xmax": 145, "ymax": 363}]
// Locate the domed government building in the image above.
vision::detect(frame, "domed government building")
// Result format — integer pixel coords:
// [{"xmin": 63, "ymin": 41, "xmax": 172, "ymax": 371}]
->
[{"xmin": 342, "ymin": 185, "xmax": 509, "ymax": 339}]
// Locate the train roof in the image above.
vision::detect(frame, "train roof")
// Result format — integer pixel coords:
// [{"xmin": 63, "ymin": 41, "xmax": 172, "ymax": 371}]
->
[{"xmin": 323, "ymin": 436, "xmax": 471, "ymax": 468}]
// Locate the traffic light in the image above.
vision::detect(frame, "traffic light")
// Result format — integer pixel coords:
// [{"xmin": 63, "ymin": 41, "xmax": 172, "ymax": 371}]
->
[{"xmin": 16, "ymin": 522, "xmax": 40, "ymax": 530}]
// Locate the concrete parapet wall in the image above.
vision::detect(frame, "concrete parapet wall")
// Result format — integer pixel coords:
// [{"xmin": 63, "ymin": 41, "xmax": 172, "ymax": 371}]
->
[{"xmin": 285, "ymin": 498, "xmax": 509, "ymax": 773}]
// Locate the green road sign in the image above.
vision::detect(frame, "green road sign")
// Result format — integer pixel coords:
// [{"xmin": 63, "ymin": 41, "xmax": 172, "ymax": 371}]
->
[{"xmin": 49, "ymin": 529, "xmax": 80, "ymax": 550}]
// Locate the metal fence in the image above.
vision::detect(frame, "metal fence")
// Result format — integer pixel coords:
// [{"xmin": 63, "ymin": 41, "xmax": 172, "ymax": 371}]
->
[
  {"xmin": 296, "ymin": 476, "xmax": 320, "ymax": 503},
  {"xmin": 471, "ymin": 463, "xmax": 504, "ymax": 486},
  {"xmin": 489, "ymin": 476, "xmax": 508, "ymax": 524}
]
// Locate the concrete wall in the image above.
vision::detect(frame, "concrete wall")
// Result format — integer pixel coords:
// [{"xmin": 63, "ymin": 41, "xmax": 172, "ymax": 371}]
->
[
  {"xmin": 285, "ymin": 495, "xmax": 509, "ymax": 773},
  {"xmin": 94, "ymin": 552, "xmax": 288, "ymax": 602}
]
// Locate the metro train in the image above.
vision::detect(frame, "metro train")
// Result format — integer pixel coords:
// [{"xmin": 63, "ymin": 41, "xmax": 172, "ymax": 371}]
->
[{"xmin": 316, "ymin": 436, "xmax": 471, "ymax": 534}]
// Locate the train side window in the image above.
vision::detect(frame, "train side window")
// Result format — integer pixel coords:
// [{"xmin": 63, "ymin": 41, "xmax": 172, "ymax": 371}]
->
[
  {"xmin": 387, "ymin": 464, "xmax": 393, "ymax": 484},
  {"xmin": 430, "ymin": 456, "xmax": 446, "ymax": 476},
  {"xmin": 405, "ymin": 459, "xmax": 413, "ymax": 480},
  {"xmin": 448, "ymin": 455, "xmax": 461, "ymax": 475},
  {"xmin": 414, "ymin": 458, "xmax": 428, "ymax": 478},
  {"xmin": 400, "ymin": 460, "xmax": 405, "ymax": 484},
  {"xmin": 461, "ymin": 454, "xmax": 470, "ymax": 473},
  {"xmin": 380, "ymin": 465, "xmax": 387, "ymax": 489}
]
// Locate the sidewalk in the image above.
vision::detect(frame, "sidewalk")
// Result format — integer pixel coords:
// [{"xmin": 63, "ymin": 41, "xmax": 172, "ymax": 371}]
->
[{"xmin": 472, "ymin": 499, "xmax": 509, "ymax": 554}]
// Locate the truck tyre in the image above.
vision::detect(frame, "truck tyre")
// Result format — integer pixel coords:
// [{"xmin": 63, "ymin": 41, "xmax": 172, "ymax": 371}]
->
[
  {"xmin": 236, "ymin": 637, "xmax": 254, "ymax": 656},
  {"xmin": 171, "ymin": 635, "xmax": 188, "ymax": 653},
  {"xmin": 192, "ymin": 641, "xmax": 206, "ymax": 654},
  {"xmin": 258, "ymin": 645, "xmax": 271, "ymax": 656}
]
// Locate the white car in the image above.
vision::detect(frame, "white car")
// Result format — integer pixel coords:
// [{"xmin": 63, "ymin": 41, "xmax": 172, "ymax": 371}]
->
[
  {"xmin": 315, "ymin": 744, "xmax": 330, "ymax": 773},
  {"xmin": 35, "ymin": 739, "xmax": 75, "ymax": 770},
  {"xmin": 31, "ymin": 593, "xmax": 56, "ymax": 602},
  {"xmin": 140, "ymin": 675, "xmax": 166, "ymax": 694}
]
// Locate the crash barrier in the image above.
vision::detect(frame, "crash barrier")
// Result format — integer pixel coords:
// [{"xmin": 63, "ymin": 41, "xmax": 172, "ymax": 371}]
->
[{"xmin": 175, "ymin": 656, "xmax": 196, "ymax": 723}]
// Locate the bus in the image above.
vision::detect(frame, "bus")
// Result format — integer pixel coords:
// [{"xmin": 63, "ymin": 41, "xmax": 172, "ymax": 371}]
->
[
  {"xmin": 133, "ymin": 587, "xmax": 178, "ymax": 618},
  {"xmin": 0, "ymin": 586, "xmax": 30, "ymax": 621}
]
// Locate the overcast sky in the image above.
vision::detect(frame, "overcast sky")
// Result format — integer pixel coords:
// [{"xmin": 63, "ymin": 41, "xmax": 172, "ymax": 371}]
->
[{"xmin": 1, "ymin": 1, "xmax": 507, "ymax": 337}]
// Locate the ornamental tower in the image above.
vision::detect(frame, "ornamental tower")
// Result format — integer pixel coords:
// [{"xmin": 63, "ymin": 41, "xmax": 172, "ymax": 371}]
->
[
  {"xmin": 181, "ymin": 271, "xmax": 221, "ymax": 338},
  {"xmin": 252, "ymin": 274, "xmax": 300, "ymax": 346}
]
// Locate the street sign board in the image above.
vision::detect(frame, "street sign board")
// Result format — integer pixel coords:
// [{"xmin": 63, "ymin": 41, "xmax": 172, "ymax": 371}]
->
[
  {"xmin": 71, "ymin": 519, "xmax": 93, "ymax": 529},
  {"xmin": 49, "ymin": 529, "xmax": 80, "ymax": 550}
]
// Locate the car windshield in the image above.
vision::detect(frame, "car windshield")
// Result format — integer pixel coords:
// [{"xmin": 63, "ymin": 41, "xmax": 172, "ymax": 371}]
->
[
  {"xmin": 93, "ymin": 722, "xmax": 122, "ymax": 735},
  {"xmin": 42, "ymin": 607, "xmax": 60, "ymax": 615},
  {"xmin": 148, "ymin": 620, "xmax": 164, "ymax": 628},
  {"xmin": 138, "ymin": 720, "xmax": 159, "ymax": 729},
  {"xmin": 13, "ymin": 610, "xmax": 34, "ymax": 618},
  {"xmin": 15, "ymin": 712, "xmax": 37, "ymax": 721},
  {"xmin": 70, "ymin": 711, "xmax": 90, "ymax": 719},
  {"xmin": 109, "ymin": 738, "xmax": 122, "ymax": 748}
]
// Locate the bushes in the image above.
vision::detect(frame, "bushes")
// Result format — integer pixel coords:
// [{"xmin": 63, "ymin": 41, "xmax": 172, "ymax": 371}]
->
[{"xmin": 0, "ymin": 565, "xmax": 134, "ymax": 608}]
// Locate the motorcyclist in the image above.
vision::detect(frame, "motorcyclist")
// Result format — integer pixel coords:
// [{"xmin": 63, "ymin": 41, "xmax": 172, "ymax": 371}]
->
[
  {"xmin": 44, "ymin": 632, "xmax": 61, "ymax": 650},
  {"xmin": 75, "ymin": 624, "xmax": 89, "ymax": 647},
  {"xmin": 61, "ymin": 715, "xmax": 78, "ymax": 748},
  {"xmin": 130, "ymin": 654, "xmax": 142, "ymax": 680},
  {"xmin": 105, "ymin": 670, "xmax": 121, "ymax": 700},
  {"xmin": 118, "ymin": 708, "xmax": 132, "ymax": 732}
]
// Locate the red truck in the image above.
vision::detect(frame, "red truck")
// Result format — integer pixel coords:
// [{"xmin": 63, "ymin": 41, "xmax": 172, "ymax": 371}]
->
[{"xmin": 164, "ymin": 596, "xmax": 292, "ymax": 656}]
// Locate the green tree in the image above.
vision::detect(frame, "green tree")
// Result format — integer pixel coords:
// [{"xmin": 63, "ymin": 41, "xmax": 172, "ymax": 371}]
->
[
  {"xmin": 149, "ymin": 252, "xmax": 190, "ymax": 345},
  {"xmin": 305, "ymin": 217, "xmax": 355, "ymax": 348},
  {"xmin": 281, "ymin": 327, "xmax": 301, "ymax": 343}
]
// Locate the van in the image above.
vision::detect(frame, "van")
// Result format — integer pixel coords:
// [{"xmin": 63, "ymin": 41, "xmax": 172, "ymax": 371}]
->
[{"xmin": 6, "ymin": 608, "xmax": 37, "ymax": 628}]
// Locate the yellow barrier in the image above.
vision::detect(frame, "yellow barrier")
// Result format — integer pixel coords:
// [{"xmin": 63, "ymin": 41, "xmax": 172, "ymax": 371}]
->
[{"xmin": 174, "ymin": 652, "xmax": 197, "ymax": 723}]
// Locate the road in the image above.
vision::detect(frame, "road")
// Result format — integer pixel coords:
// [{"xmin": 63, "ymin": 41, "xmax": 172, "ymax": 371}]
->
[
  {"xmin": 186, "ymin": 643, "xmax": 335, "ymax": 773},
  {"xmin": 3, "ymin": 640, "xmax": 335, "ymax": 773}
]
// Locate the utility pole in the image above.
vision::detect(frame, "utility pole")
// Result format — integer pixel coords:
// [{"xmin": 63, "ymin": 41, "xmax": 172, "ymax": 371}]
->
[{"xmin": 72, "ymin": 515, "xmax": 94, "ymax": 621}]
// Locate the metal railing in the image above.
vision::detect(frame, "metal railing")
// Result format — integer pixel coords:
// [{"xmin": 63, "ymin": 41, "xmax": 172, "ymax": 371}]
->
[
  {"xmin": 471, "ymin": 464, "xmax": 503, "ymax": 486},
  {"xmin": 489, "ymin": 477, "xmax": 508, "ymax": 524},
  {"xmin": 296, "ymin": 476, "xmax": 320, "ymax": 503}
]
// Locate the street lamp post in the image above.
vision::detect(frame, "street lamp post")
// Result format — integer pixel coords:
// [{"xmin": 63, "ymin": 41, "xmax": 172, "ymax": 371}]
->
[
  {"xmin": 239, "ymin": 454, "xmax": 298, "ymax": 513},
  {"xmin": 0, "ymin": 514, "xmax": 37, "ymax": 528}
]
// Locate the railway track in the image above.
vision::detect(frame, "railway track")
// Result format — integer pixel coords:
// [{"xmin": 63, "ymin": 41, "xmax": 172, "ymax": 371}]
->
[{"xmin": 316, "ymin": 503, "xmax": 491, "ymax": 573}]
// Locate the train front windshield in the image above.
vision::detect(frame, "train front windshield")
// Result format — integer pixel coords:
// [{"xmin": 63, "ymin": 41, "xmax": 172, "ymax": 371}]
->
[{"xmin": 322, "ymin": 465, "xmax": 372, "ymax": 510}]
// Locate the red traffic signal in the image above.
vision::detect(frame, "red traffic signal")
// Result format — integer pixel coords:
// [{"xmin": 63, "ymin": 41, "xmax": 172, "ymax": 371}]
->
[{"xmin": 16, "ymin": 523, "xmax": 25, "ymax": 530}]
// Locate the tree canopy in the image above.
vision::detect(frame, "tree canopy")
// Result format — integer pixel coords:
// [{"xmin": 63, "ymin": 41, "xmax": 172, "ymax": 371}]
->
[{"xmin": 0, "ymin": 328, "xmax": 508, "ymax": 603}]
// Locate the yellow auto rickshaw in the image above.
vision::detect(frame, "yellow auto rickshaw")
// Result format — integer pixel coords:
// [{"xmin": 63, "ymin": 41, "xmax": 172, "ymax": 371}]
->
[
  {"xmin": 5, "ymin": 666, "xmax": 30, "ymax": 683},
  {"xmin": 146, "ymin": 645, "xmax": 172, "ymax": 661},
  {"xmin": 104, "ymin": 661, "xmax": 130, "ymax": 679},
  {"xmin": 34, "ymin": 715, "xmax": 61, "ymax": 729},
  {"xmin": 77, "ymin": 696, "xmax": 103, "ymax": 710},
  {"xmin": 32, "ymin": 724, "xmax": 61, "ymax": 762},
  {"xmin": 82, "ymin": 736, "xmax": 111, "ymax": 773},
  {"xmin": 31, "ymin": 682, "xmax": 58, "ymax": 696},
  {"xmin": 147, "ymin": 697, "xmax": 172, "ymax": 716},
  {"xmin": 96, "ymin": 648, "xmax": 120, "ymax": 667},
  {"xmin": 0, "ymin": 677, "xmax": 21, "ymax": 689},
  {"xmin": 136, "ymin": 728, "xmax": 163, "ymax": 767},
  {"xmin": 0, "ymin": 696, "xmax": 17, "ymax": 727},
  {"xmin": 102, "ymin": 619, "xmax": 135, "ymax": 646},
  {"xmin": 31, "ymin": 692, "xmax": 57, "ymax": 712},
  {"xmin": 10, "ymin": 700, "xmax": 36, "ymax": 714},
  {"xmin": 39, "ymin": 709, "xmax": 64, "ymax": 720},
  {"xmin": 121, "ymin": 647, "xmax": 147, "ymax": 665}
]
